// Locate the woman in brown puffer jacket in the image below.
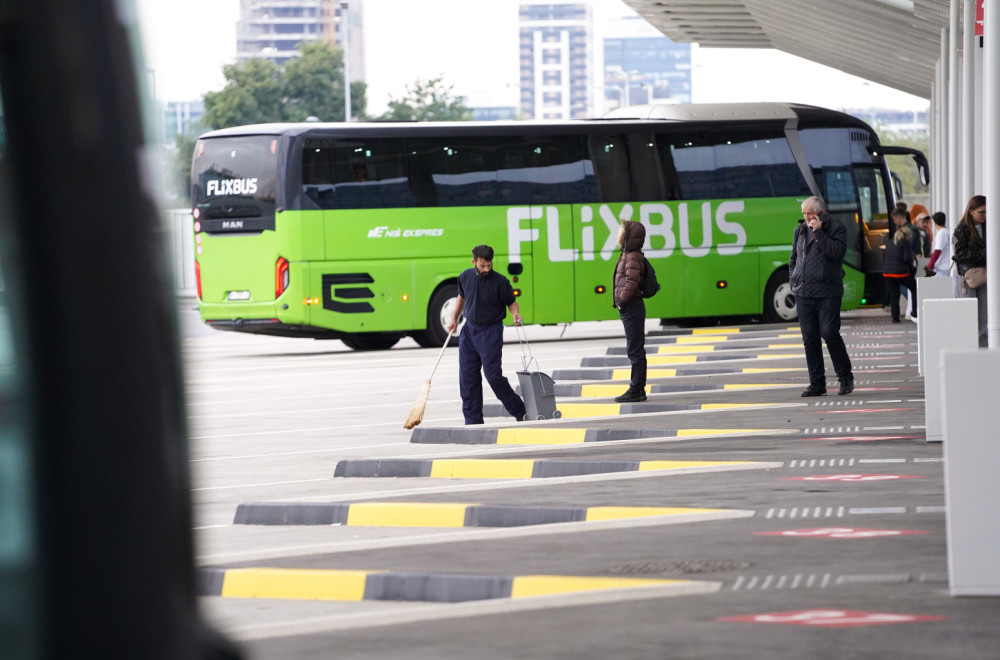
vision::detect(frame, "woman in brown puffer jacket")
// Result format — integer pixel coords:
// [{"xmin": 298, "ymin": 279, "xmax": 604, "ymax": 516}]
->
[{"xmin": 612, "ymin": 220, "xmax": 647, "ymax": 402}]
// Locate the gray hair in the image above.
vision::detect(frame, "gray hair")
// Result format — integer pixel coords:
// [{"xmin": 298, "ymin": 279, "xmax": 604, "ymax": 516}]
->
[{"xmin": 802, "ymin": 196, "xmax": 827, "ymax": 213}]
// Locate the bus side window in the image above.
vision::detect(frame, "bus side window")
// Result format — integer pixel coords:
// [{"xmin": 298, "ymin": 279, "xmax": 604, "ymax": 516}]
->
[
  {"xmin": 405, "ymin": 137, "xmax": 499, "ymax": 207},
  {"xmin": 588, "ymin": 135, "xmax": 630, "ymax": 203},
  {"xmin": 625, "ymin": 133, "xmax": 666, "ymax": 202},
  {"xmin": 496, "ymin": 136, "xmax": 593, "ymax": 206},
  {"xmin": 302, "ymin": 138, "xmax": 412, "ymax": 209}
]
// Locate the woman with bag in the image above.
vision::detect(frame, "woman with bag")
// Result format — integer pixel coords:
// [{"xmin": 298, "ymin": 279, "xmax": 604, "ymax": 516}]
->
[
  {"xmin": 612, "ymin": 220, "xmax": 647, "ymax": 402},
  {"xmin": 883, "ymin": 209, "xmax": 918, "ymax": 323},
  {"xmin": 953, "ymin": 195, "xmax": 987, "ymax": 346}
]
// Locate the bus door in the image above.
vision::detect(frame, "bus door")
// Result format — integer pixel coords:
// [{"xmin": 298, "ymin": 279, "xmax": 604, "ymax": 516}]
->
[
  {"xmin": 497, "ymin": 136, "xmax": 588, "ymax": 325},
  {"xmin": 578, "ymin": 132, "xmax": 680, "ymax": 322}
]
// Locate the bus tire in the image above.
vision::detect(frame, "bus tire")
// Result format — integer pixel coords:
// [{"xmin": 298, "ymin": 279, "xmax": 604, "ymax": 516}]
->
[
  {"xmin": 341, "ymin": 334, "xmax": 401, "ymax": 351},
  {"xmin": 413, "ymin": 284, "xmax": 461, "ymax": 348},
  {"xmin": 762, "ymin": 269, "xmax": 797, "ymax": 323}
]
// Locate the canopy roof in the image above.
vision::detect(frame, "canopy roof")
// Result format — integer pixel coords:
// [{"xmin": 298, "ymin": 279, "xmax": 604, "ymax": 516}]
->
[{"xmin": 622, "ymin": 0, "xmax": 950, "ymax": 99}]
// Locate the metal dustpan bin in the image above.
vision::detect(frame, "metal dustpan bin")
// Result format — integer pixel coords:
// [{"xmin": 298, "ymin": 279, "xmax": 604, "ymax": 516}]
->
[
  {"xmin": 515, "ymin": 325, "xmax": 561, "ymax": 420},
  {"xmin": 517, "ymin": 369, "xmax": 560, "ymax": 420}
]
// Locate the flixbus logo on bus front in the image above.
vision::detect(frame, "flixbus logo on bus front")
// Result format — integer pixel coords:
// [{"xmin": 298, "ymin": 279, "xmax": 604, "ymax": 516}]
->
[
  {"xmin": 507, "ymin": 201, "xmax": 748, "ymax": 263},
  {"xmin": 206, "ymin": 178, "xmax": 258, "ymax": 196}
]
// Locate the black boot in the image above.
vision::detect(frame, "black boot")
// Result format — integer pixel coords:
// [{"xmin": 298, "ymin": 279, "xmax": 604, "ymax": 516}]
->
[{"xmin": 615, "ymin": 359, "xmax": 647, "ymax": 402}]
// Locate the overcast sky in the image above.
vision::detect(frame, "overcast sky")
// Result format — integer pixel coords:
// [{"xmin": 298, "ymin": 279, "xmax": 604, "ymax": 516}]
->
[{"xmin": 135, "ymin": 0, "xmax": 929, "ymax": 114}]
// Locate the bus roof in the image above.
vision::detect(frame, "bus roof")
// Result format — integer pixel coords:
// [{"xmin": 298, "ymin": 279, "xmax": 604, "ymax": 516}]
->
[{"xmin": 197, "ymin": 103, "xmax": 872, "ymax": 140}]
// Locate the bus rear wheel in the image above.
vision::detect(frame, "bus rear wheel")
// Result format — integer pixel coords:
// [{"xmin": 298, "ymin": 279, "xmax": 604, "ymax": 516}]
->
[
  {"xmin": 341, "ymin": 334, "xmax": 401, "ymax": 351},
  {"xmin": 413, "ymin": 284, "xmax": 461, "ymax": 348},
  {"xmin": 762, "ymin": 270, "xmax": 797, "ymax": 323}
]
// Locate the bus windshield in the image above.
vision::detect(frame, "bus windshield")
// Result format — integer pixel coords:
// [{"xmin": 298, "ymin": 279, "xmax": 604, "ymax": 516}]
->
[{"xmin": 192, "ymin": 136, "xmax": 279, "ymax": 232}]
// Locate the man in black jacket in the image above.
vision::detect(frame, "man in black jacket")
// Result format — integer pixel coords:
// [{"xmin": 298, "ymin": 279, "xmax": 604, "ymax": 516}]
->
[{"xmin": 788, "ymin": 196, "xmax": 855, "ymax": 397}]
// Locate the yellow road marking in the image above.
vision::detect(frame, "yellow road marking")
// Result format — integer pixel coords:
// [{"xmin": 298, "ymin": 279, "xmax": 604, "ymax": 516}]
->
[
  {"xmin": 510, "ymin": 575, "xmax": 685, "ymax": 598},
  {"xmin": 346, "ymin": 502, "xmax": 472, "ymax": 527},
  {"xmin": 637, "ymin": 460, "xmax": 753, "ymax": 471},
  {"xmin": 497, "ymin": 428, "xmax": 588, "ymax": 445},
  {"xmin": 584, "ymin": 506, "xmax": 726, "ymax": 521},
  {"xmin": 429, "ymin": 459, "xmax": 536, "ymax": 479},
  {"xmin": 691, "ymin": 328, "xmax": 742, "ymax": 335},
  {"xmin": 555, "ymin": 403, "xmax": 623, "ymax": 418},
  {"xmin": 615, "ymin": 368, "xmax": 677, "ymax": 379},
  {"xmin": 675, "ymin": 336, "xmax": 727, "ymax": 344},
  {"xmin": 655, "ymin": 345, "xmax": 716, "ymax": 354},
  {"xmin": 580, "ymin": 384, "xmax": 652, "ymax": 397},
  {"xmin": 221, "ymin": 568, "xmax": 374, "ymax": 601},
  {"xmin": 700, "ymin": 403, "xmax": 781, "ymax": 409}
]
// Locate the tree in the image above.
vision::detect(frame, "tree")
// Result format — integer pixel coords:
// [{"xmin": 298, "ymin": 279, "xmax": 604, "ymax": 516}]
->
[
  {"xmin": 282, "ymin": 41, "xmax": 366, "ymax": 122},
  {"xmin": 379, "ymin": 77, "xmax": 472, "ymax": 122},
  {"xmin": 201, "ymin": 42, "xmax": 368, "ymax": 130},
  {"xmin": 202, "ymin": 58, "xmax": 283, "ymax": 129}
]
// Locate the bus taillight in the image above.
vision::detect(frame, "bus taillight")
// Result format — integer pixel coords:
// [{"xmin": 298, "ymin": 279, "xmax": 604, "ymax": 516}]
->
[
  {"xmin": 195, "ymin": 260, "xmax": 202, "ymax": 300},
  {"xmin": 275, "ymin": 257, "xmax": 290, "ymax": 299}
]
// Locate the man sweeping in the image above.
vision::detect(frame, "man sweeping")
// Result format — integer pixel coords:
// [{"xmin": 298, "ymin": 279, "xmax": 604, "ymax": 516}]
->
[{"xmin": 446, "ymin": 244, "xmax": 527, "ymax": 425}]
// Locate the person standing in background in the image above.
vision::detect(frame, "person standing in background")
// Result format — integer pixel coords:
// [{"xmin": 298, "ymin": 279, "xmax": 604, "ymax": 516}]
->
[
  {"xmin": 884, "ymin": 209, "xmax": 918, "ymax": 323},
  {"xmin": 952, "ymin": 196, "xmax": 988, "ymax": 347},
  {"xmin": 612, "ymin": 220, "xmax": 648, "ymax": 403},
  {"xmin": 789, "ymin": 196, "xmax": 854, "ymax": 397},
  {"xmin": 925, "ymin": 212, "xmax": 950, "ymax": 278}
]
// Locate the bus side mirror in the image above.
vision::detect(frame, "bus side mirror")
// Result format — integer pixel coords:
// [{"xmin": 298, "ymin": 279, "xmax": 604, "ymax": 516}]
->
[{"xmin": 891, "ymin": 172, "xmax": 903, "ymax": 200}]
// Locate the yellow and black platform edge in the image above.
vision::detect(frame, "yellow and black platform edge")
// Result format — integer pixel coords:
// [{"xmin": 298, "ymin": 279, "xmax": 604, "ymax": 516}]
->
[
  {"xmin": 409, "ymin": 427, "xmax": 679, "ymax": 445},
  {"xmin": 335, "ymin": 457, "xmax": 688, "ymax": 479},
  {"xmin": 197, "ymin": 567, "xmax": 698, "ymax": 603}
]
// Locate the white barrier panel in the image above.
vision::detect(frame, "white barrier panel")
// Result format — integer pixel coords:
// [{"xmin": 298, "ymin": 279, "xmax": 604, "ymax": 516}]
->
[
  {"xmin": 925, "ymin": 299, "xmax": 978, "ymax": 443},
  {"xmin": 163, "ymin": 209, "xmax": 195, "ymax": 299},
  {"xmin": 917, "ymin": 277, "xmax": 956, "ymax": 375},
  {"xmin": 942, "ymin": 348, "xmax": 1000, "ymax": 595}
]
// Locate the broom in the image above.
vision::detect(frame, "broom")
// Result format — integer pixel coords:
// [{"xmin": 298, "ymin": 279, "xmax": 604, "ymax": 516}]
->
[{"xmin": 403, "ymin": 330, "xmax": 453, "ymax": 429}]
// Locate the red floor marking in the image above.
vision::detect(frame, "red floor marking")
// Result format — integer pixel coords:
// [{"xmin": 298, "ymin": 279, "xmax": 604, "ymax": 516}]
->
[
  {"xmin": 802, "ymin": 435, "xmax": 923, "ymax": 442},
  {"xmin": 782, "ymin": 474, "xmax": 921, "ymax": 482},
  {"xmin": 755, "ymin": 527, "xmax": 930, "ymax": 539},
  {"xmin": 718, "ymin": 609, "xmax": 946, "ymax": 627},
  {"xmin": 813, "ymin": 408, "xmax": 917, "ymax": 414}
]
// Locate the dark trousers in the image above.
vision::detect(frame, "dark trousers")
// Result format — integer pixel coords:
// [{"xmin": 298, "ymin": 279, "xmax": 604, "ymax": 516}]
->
[
  {"xmin": 458, "ymin": 322, "xmax": 526, "ymax": 424},
  {"xmin": 618, "ymin": 299, "xmax": 647, "ymax": 364},
  {"xmin": 885, "ymin": 275, "xmax": 917, "ymax": 321},
  {"xmin": 796, "ymin": 295, "xmax": 853, "ymax": 386}
]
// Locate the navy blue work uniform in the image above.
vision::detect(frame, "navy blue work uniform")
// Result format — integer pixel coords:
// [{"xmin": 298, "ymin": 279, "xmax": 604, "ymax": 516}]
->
[{"xmin": 456, "ymin": 267, "xmax": 526, "ymax": 424}]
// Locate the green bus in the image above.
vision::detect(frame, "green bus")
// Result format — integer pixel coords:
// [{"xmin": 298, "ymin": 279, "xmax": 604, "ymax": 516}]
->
[{"xmin": 191, "ymin": 102, "xmax": 927, "ymax": 350}]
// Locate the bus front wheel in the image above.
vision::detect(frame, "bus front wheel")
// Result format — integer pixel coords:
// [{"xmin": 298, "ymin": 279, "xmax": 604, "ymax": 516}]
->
[
  {"xmin": 413, "ymin": 284, "xmax": 461, "ymax": 348},
  {"xmin": 763, "ymin": 270, "xmax": 797, "ymax": 323}
]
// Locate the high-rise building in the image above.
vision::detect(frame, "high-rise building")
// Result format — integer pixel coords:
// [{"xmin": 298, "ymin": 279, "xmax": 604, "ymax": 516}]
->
[
  {"xmin": 601, "ymin": 14, "xmax": 691, "ymax": 115},
  {"xmin": 518, "ymin": 3, "xmax": 592, "ymax": 120},
  {"xmin": 236, "ymin": 0, "xmax": 364, "ymax": 81}
]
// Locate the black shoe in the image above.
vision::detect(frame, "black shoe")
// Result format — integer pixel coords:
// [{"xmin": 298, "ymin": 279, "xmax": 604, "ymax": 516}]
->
[
  {"xmin": 838, "ymin": 379, "xmax": 854, "ymax": 396},
  {"xmin": 801, "ymin": 384, "xmax": 827, "ymax": 397},
  {"xmin": 614, "ymin": 388, "xmax": 647, "ymax": 403}
]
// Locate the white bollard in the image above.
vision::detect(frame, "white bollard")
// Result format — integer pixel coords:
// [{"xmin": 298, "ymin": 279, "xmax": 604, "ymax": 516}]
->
[
  {"xmin": 926, "ymin": 299, "xmax": 978, "ymax": 443},
  {"xmin": 942, "ymin": 348, "xmax": 1000, "ymax": 595},
  {"xmin": 917, "ymin": 277, "xmax": 955, "ymax": 375}
]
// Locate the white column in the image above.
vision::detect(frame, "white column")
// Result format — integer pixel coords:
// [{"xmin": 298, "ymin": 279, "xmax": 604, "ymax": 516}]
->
[
  {"xmin": 948, "ymin": 0, "xmax": 961, "ymax": 222},
  {"xmin": 985, "ymin": 0, "xmax": 1000, "ymax": 347},
  {"xmin": 942, "ymin": 348, "xmax": 1000, "ymax": 595},
  {"xmin": 961, "ymin": 0, "xmax": 976, "ymax": 203},
  {"xmin": 939, "ymin": 28, "xmax": 950, "ymax": 219}
]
